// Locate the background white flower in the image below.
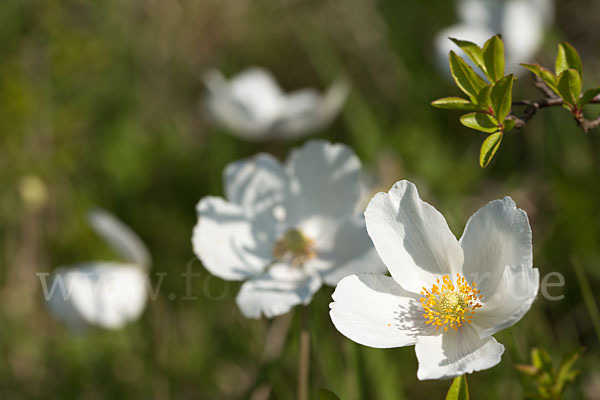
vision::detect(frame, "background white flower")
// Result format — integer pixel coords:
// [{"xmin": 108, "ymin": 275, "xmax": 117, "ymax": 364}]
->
[
  {"xmin": 45, "ymin": 209, "xmax": 150, "ymax": 331},
  {"xmin": 330, "ymin": 180, "xmax": 539, "ymax": 380},
  {"xmin": 435, "ymin": 0, "xmax": 554, "ymax": 77},
  {"xmin": 192, "ymin": 140, "xmax": 386, "ymax": 319},
  {"xmin": 203, "ymin": 67, "xmax": 350, "ymax": 141}
]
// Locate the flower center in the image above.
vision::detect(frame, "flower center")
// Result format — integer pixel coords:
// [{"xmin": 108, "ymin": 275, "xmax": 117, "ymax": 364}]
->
[
  {"xmin": 273, "ymin": 229, "xmax": 315, "ymax": 266},
  {"xmin": 420, "ymin": 274, "xmax": 482, "ymax": 332}
]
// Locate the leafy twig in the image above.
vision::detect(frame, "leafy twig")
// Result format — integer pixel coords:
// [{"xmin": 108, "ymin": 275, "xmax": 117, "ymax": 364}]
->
[
  {"xmin": 510, "ymin": 93, "xmax": 600, "ymax": 132},
  {"xmin": 433, "ymin": 38, "xmax": 600, "ymax": 166},
  {"xmin": 532, "ymin": 74, "xmax": 559, "ymax": 99}
]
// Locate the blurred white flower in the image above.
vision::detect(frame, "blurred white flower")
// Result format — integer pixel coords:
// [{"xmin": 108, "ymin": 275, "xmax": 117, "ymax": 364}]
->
[
  {"xmin": 435, "ymin": 0, "xmax": 554, "ymax": 76},
  {"xmin": 47, "ymin": 263, "xmax": 147, "ymax": 331},
  {"xmin": 203, "ymin": 67, "xmax": 350, "ymax": 141},
  {"xmin": 330, "ymin": 181, "xmax": 539, "ymax": 380},
  {"xmin": 192, "ymin": 140, "xmax": 386, "ymax": 318},
  {"xmin": 46, "ymin": 209, "xmax": 150, "ymax": 330}
]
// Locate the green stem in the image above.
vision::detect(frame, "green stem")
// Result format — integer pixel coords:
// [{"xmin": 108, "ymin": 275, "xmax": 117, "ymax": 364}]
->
[
  {"xmin": 151, "ymin": 296, "xmax": 169, "ymax": 400},
  {"xmin": 572, "ymin": 258, "xmax": 600, "ymax": 343},
  {"xmin": 298, "ymin": 306, "xmax": 310, "ymax": 400}
]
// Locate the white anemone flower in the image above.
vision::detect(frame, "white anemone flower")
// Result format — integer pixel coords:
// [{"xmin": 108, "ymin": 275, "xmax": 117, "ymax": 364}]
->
[
  {"xmin": 435, "ymin": 0, "xmax": 554, "ymax": 76},
  {"xmin": 192, "ymin": 140, "xmax": 386, "ymax": 318},
  {"xmin": 46, "ymin": 209, "xmax": 150, "ymax": 331},
  {"xmin": 203, "ymin": 67, "xmax": 350, "ymax": 141},
  {"xmin": 330, "ymin": 181, "xmax": 539, "ymax": 380}
]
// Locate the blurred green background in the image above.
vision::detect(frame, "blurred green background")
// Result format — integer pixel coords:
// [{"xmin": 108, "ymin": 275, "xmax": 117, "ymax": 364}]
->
[{"xmin": 1, "ymin": 0, "xmax": 600, "ymax": 398}]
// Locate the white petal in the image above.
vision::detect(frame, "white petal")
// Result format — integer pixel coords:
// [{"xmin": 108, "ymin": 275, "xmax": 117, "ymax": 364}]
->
[
  {"xmin": 283, "ymin": 89, "xmax": 321, "ymax": 118},
  {"xmin": 193, "ymin": 197, "xmax": 273, "ymax": 281},
  {"xmin": 270, "ymin": 89, "xmax": 321, "ymax": 138},
  {"xmin": 87, "ymin": 209, "xmax": 151, "ymax": 268},
  {"xmin": 46, "ymin": 263, "xmax": 147, "ymax": 330},
  {"xmin": 204, "ymin": 92, "xmax": 268, "ymax": 140},
  {"xmin": 46, "ymin": 267, "xmax": 88, "ymax": 331},
  {"xmin": 202, "ymin": 68, "xmax": 228, "ymax": 93},
  {"xmin": 228, "ymin": 67, "xmax": 286, "ymax": 124},
  {"xmin": 330, "ymin": 274, "xmax": 424, "ymax": 348},
  {"xmin": 274, "ymin": 77, "xmax": 349, "ymax": 138},
  {"xmin": 236, "ymin": 264, "xmax": 322, "ymax": 319},
  {"xmin": 224, "ymin": 153, "xmax": 289, "ymax": 238},
  {"xmin": 202, "ymin": 68, "xmax": 285, "ymax": 140},
  {"xmin": 459, "ymin": 197, "xmax": 532, "ymax": 299},
  {"xmin": 308, "ymin": 215, "xmax": 386, "ymax": 286},
  {"xmin": 472, "ymin": 265, "xmax": 539, "ymax": 338},
  {"xmin": 365, "ymin": 180, "xmax": 464, "ymax": 293},
  {"xmin": 203, "ymin": 69, "xmax": 266, "ymax": 140},
  {"xmin": 415, "ymin": 324, "xmax": 504, "ymax": 380},
  {"xmin": 286, "ymin": 140, "xmax": 361, "ymax": 224},
  {"xmin": 315, "ymin": 76, "xmax": 350, "ymax": 126}
]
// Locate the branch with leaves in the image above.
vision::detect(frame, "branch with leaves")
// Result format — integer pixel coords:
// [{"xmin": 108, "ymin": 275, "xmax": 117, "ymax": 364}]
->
[{"xmin": 432, "ymin": 36, "xmax": 600, "ymax": 167}]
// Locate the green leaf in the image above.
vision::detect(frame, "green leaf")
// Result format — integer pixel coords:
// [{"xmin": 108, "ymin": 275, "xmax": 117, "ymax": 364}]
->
[
  {"xmin": 460, "ymin": 112, "xmax": 499, "ymax": 133},
  {"xmin": 479, "ymin": 131, "xmax": 503, "ymax": 168},
  {"xmin": 521, "ymin": 63, "xmax": 559, "ymax": 93},
  {"xmin": 483, "ymin": 35, "xmax": 505, "ymax": 82},
  {"xmin": 319, "ymin": 389, "xmax": 341, "ymax": 400},
  {"xmin": 554, "ymin": 348, "xmax": 583, "ymax": 395},
  {"xmin": 531, "ymin": 348, "xmax": 554, "ymax": 378},
  {"xmin": 475, "ymin": 85, "xmax": 492, "ymax": 109},
  {"xmin": 503, "ymin": 118, "xmax": 516, "ymax": 132},
  {"xmin": 580, "ymin": 87, "xmax": 600, "ymax": 106},
  {"xmin": 449, "ymin": 51, "xmax": 488, "ymax": 101},
  {"xmin": 556, "ymin": 42, "xmax": 583, "ymax": 78},
  {"xmin": 557, "ymin": 68, "xmax": 582, "ymax": 106},
  {"xmin": 431, "ymin": 97, "xmax": 482, "ymax": 111},
  {"xmin": 529, "ymin": 348, "xmax": 555, "ymax": 388},
  {"xmin": 490, "ymin": 74, "xmax": 514, "ymax": 121},
  {"xmin": 446, "ymin": 375, "xmax": 469, "ymax": 400},
  {"xmin": 450, "ymin": 38, "xmax": 486, "ymax": 74}
]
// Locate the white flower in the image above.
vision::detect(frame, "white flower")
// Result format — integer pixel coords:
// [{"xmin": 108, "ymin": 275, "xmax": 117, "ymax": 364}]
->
[
  {"xmin": 330, "ymin": 180, "xmax": 539, "ymax": 380},
  {"xmin": 47, "ymin": 263, "xmax": 148, "ymax": 331},
  {"xmin": 203, "ymin": 67, "xmax": 349, "ymax": 141},
  {"xmin": 45, "ymin": 209, "xmax": 150, "ymax": 330},
  {"xmin": 435, "ymin": 0, "xmax": 554, "ymax": 76},
  {"xmin": 192, "ymin": 140, "xmax": 386, "ymax": 318}
]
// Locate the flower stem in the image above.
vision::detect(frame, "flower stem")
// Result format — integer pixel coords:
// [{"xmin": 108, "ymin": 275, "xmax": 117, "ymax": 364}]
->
[{"xmin": 298, "ymin": 306, "xmax": 310, "ymax": 400}]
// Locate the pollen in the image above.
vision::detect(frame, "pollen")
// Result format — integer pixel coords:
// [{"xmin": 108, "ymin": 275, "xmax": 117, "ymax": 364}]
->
[
  {"xmin": 420, "ymin": 273, "xmax": 482, "ymax": 332},
  {"xmin": 273, "ymin": 228, "xmax": 316, "ymax": 266}
]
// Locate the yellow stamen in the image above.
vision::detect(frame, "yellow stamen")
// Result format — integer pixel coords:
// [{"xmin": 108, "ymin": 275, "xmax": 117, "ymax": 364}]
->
[
  {"xmin": 273, "ymin": 229, "xmax": 315, "ymax": 266},
  {"xmin": 420, "ymin": 273, "xmax": 482, "ymax": 331}
]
